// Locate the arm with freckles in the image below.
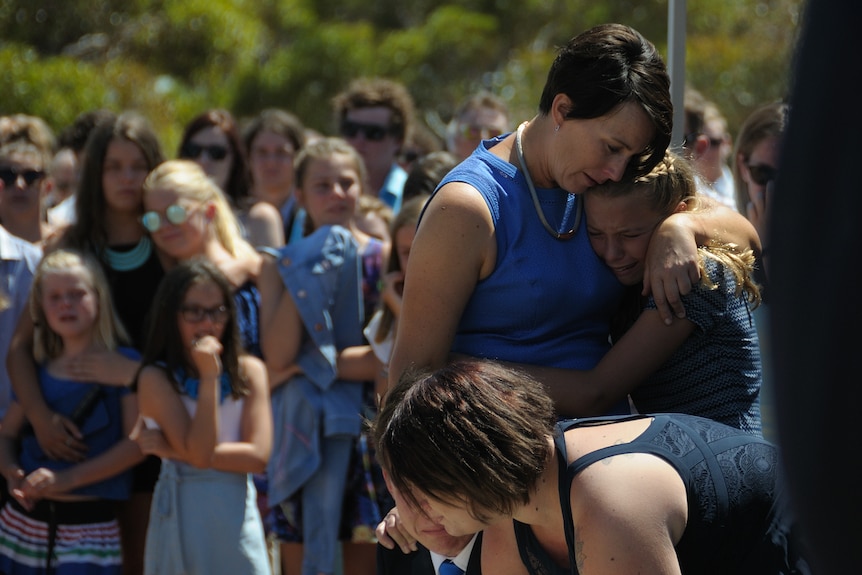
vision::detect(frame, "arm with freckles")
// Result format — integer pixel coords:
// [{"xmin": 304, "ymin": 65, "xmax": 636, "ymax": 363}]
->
[
  {"xmin": 209, "ymin": 355, "xmax": 272, "ymax": 474},
  {"xmin": 644, "ymin": 199, "xmax": 760, "ymax": 324},
  {"xmin": 386, "ymin": 183, "xmax": 495, "ymax": 395}
]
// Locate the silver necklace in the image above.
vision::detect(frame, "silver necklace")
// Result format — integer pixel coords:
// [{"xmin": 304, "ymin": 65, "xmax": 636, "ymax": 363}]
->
[{"xmin": 514, "ymin": 123, "xmax": 581, "ymax": 240}]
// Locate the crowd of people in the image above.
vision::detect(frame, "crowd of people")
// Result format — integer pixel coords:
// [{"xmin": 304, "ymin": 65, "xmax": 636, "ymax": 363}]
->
[{"xmin": 0, "ymin": 20, "xmax": 809, "ymax": 575}]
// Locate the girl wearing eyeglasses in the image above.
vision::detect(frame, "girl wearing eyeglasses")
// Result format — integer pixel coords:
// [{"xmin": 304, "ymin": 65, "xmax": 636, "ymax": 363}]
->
[
  {"xmin": 140, "ymin": 158, "xmax": 287, "ymax": 557},
  {"xmin": 132, "ymin": 258, "xmax": 271, "ymax": 575},
  {"xmin": 0, "ymin": 249, "xmax": 144, "ymax": 575},
  {"xmin": 178, "ymin": 109, "xmax": 284, "ymax": 249},
  {"xmin": 7, "ymin": 110, "xmax": 166, "ymax": 575}
]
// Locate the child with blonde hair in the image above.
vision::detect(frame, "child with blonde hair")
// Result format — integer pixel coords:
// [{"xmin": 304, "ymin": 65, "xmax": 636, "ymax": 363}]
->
[{"xmin": 0, "ymin": 249, "xmax": 143, "ymax": 574}]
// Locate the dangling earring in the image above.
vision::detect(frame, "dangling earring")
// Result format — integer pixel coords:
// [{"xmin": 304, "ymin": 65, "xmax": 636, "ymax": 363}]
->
[{"xmin": 554, "ymin": 124, "xmax": 560, "ymax": 133}]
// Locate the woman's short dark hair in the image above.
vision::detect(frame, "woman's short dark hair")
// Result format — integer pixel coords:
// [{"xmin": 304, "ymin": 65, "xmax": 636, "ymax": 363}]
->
[
  {"xmin": 375, "ymin": 359, "xmax": 556, "ymax": 522},
  {"xmin": 538, "ymin": 23, "xmax": 673, "ymax": 178}
]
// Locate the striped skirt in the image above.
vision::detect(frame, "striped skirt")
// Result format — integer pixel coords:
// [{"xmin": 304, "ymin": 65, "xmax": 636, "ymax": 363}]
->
[{"xmin": 0, "ymin": 498, "xmax": 122, "ymax": 574}]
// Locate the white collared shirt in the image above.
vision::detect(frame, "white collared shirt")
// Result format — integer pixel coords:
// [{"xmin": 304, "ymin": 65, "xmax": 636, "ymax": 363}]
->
[{"xmin": 429, "ymin": 532, "xmax": 479, "ymax": 574}]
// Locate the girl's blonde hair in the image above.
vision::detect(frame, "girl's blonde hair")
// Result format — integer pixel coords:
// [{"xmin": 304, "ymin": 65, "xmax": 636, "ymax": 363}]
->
[
  {"xmin": 594, "ymin": 151, "xmax": 761, "ymax": 307},
  {"xmin": 30, "ymin": 249, "xmax": 130, "ymax": 362},
  {"xmin": 143, "ymin": 160, "xmax": 258, "ymax": 261}
]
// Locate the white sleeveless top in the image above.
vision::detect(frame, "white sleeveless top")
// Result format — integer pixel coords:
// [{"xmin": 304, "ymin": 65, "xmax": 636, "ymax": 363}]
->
[{"xmin": 144, "ymin": 395, "xmax": 245, "ymax": 445}]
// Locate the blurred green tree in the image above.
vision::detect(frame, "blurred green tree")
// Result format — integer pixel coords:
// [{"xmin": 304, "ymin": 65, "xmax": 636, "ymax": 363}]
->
[{"xmin": 0, "ymin": 0, "xmax": 804, "ymax": 151}]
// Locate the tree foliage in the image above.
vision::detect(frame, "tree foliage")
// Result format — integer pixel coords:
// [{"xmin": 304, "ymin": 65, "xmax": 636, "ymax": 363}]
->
[{"xmin": 0, "ymin": 0, "xmax": 805, "ymax": 151}]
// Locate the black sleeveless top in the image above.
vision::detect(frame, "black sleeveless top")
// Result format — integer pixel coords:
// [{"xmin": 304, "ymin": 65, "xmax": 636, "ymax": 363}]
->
[
  {"xmin": 514, "ymin": 413, "xmax": 810, "ymax": 575},
  {"xmin": 101, "ymin": 240, "xmax": 165, "ymax": 349}
]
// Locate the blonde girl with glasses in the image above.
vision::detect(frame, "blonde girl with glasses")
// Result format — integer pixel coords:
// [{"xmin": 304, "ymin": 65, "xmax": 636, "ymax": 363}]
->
[{"xmin": 132, "ymin": 258, "xmax": 271, "ymax": 575}]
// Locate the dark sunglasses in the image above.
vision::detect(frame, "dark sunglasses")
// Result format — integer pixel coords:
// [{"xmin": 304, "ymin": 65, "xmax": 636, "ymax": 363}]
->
[
  {"xmin": 747, "ymin": 164, "xmax": 778, "ymax": 187},
  {"xmin": 340, "ymin": 120, "xmax": 393, "ymax": 142},
  {"xmin": 181, "ymin": 142, "xmax": 230, "ymax": 161},
  {"xmin": 141, "ymin": 203, "xmax": 193, "ymax": 233},
  {"xmin": 180, "ymin": 304, "xmax": 229, "ymax": 324},
  {"xmin": 683, "ymin": 133, "xmax": 723, "ymax": 148},
  {"xmin": 0, "ymin": 167, "xmax": 45, "ymax": 187}
]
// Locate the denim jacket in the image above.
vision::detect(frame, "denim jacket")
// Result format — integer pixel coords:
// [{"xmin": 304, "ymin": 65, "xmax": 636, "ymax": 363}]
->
[{"xmin": 262, "ymin": 225, "xmax": 366, "ymax": 506}]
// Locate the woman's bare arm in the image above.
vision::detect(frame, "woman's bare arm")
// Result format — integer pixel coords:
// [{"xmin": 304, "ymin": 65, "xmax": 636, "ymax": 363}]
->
[{"xmin": 387, "ymin": 183, "xmax": 495, "ymax": 394}]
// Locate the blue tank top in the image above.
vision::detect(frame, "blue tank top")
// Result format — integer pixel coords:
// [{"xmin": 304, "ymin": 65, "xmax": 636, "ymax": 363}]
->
[
  {"xmin": 234, "ymin": 280, "xmax": 261, "ymax": 358},
  {"xmin": 432, "ymin": 138, "xmax": 623, "ymax": 371},
  {"xmin": 18, "ymin": 347, "xmax": 139, "ymax": 500}
]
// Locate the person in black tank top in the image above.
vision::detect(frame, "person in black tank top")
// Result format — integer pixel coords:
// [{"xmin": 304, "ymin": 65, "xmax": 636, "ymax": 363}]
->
[{"xmin": 375, "ymin": 359, "xmax": 811, "ymax": 575}]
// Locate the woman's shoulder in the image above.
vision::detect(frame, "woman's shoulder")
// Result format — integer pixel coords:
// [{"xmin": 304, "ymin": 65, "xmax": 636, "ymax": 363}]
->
[
  {"xmin": 137, "ymin": 363, "xmax": 171, "ymax": 386},
  {"xmin": 214, "ymin": 252, "xmax": 261, "ymax": 288},
  {"xmin": 246, "ymin": 199, "xmax": 282, "ymax": 223},
  {"xmin": 243, "ymin": 201, "xmax": 285, "ymax": 248}
]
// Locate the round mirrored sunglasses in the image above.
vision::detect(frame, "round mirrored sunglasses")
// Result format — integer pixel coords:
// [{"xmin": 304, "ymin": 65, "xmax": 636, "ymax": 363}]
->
[{"xmin": 140, "ymin": 203, "xmax": 190, "ymax": 233}]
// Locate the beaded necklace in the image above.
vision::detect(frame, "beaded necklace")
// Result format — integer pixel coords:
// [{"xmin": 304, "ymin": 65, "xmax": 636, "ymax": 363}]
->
[{"xmin": 104, "ymin": 236, "xmax": 152, "ymax": 271}]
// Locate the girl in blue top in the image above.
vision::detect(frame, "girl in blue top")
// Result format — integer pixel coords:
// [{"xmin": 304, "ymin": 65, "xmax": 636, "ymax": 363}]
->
[{"xmin": 0, "ymin": 249, "xmax": 144, "ymax": 574}]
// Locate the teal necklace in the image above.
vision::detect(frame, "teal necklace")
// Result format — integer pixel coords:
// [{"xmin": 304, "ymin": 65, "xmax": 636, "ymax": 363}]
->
[{"xmin": 104, "ymin": 236, "xmax": 152, "ymax": 271}]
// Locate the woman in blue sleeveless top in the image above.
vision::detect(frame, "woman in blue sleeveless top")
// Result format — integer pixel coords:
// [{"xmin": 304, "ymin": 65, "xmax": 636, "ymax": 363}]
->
[{"xmin": 387, "ymin": 24, "xmax": 762, "ymax": 419}]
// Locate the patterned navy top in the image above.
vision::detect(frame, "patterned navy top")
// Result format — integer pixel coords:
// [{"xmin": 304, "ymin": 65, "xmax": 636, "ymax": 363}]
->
[
  {"xmin": 635, "ymin": 257, "xmax": 763, "ymax": 434},
  {"xmin": 514, "ymin": 413, "xmax": 809, "ymax": 575}
]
